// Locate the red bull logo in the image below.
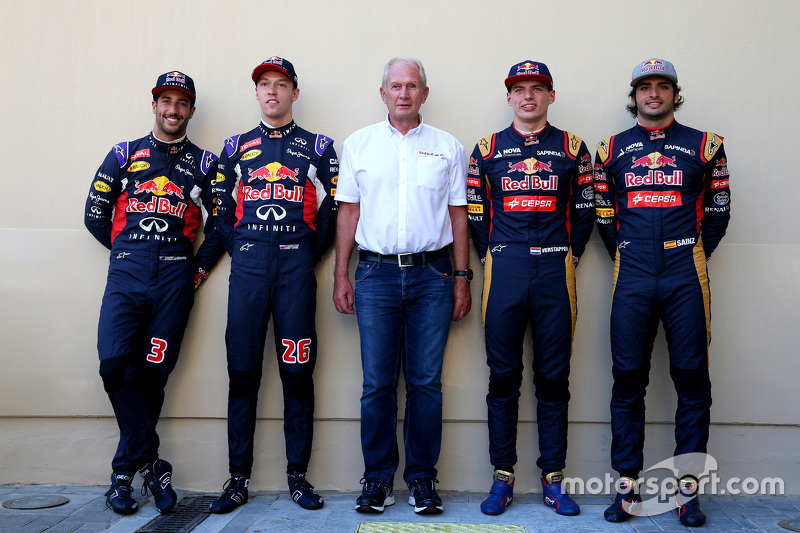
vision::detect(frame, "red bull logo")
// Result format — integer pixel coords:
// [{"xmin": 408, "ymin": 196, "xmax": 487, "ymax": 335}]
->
[
  {"xmin": 625, "ymin": 170, "xmax": 683, "ymax": 187},
  {"xmin": 501, "ymin": 175, "xmax": 557, "ymax": 191},
  {"xmin": 640, "ymin": 60, "xmax": 666, "ymax": 75},
  {"xmin": 630, "ymin": 152, "xmax": 676, "ymax": 170},
  {"xmin": 240, "ymin": 183, "xmax": 304, "ymax": 202},
  {"xmin": 508, "ymin": 158, "xmax": 553, "ymax": 174},
  {"xmin": 133, "ymin": 176, "xmax": 184, "ymax": 199},
  {"xmin": 516, "ymin": 62, "xmax": 539, "ymax": 75},
  {"xmin": 248, "ymin": 162, "xmax": 301, "ymax": 183},
  {"xmin": 127, "ymin": 197, "xmax": 187, "ymax": 218}
]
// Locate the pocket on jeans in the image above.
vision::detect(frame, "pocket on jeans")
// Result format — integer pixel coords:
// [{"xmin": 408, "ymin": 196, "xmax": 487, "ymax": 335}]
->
[
  {"xmin": 355, "ymin": 261, "xmax": 376, "ymax": 284},
  {"xmin": 426, "ymin": 259, "xmax": 453, "ymax": 280}
]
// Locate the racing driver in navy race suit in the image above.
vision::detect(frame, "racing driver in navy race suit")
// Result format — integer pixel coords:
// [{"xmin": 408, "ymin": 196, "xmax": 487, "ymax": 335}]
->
[
  {"xmin": 207, "ymin": 57, "xmax": 338, "ymax": 514},
  {"xmin": 595, "ymin": 58, "xmax": 731, "ymax": 528},
  {"xmin": 84, "ymin": 71, "xmax": 219, "ymax": 515},
  {"xmin": 467, "ymin": 60, "xmax": 594, "ymax": 518}
]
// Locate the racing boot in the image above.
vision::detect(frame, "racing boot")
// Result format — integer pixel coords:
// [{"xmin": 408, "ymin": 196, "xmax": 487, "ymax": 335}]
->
[
  {"xmin": 480, "ymin": 470, "xmax": 514, "ymax": 515},
  {"xmin": 541, "ymin": 471, "xmax": 580, "ymax": 516},
  {"xmin": 105, "ymin": 472, "xmax": 139, "ymax": 515},
  {"xmin": 209, "ymin": 475, "xmax": 249, "ymax": 514},
  {"xmin": 139, "ymin": 459, "xmax": 177, "ymax": 513},
  {"xmin": 676, "ymin": 476, "xmax": 706, "ymax": 527},
  {"xmin": 288, "ymin": 472, "xmax": 324, "ymax": 510},
  {"xmin": 605, "ymin": 476, "xmax": 641, "ymax": 522}
]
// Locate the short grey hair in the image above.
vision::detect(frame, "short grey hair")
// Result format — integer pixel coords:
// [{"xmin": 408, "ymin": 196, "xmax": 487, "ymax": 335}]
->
[{"xmin": 381, "ymin": 57, "xmax": 427, "ymax": 89}]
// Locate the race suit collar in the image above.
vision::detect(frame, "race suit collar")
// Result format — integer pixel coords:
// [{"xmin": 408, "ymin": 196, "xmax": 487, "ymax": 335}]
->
[
  {"xmin": 258, "ymin": 120, "xmax": 298, "ymax": 139},
  {"xmin": 635, "ymin": 119, "xmax": 678, "ymax": 139},
  {"xmin": 148, "ymin": 132, "xmax": 190, "ymax": 154},
  {"xmin": 510, "ymin": 121, "xmax": 551, "ymax": 146}
]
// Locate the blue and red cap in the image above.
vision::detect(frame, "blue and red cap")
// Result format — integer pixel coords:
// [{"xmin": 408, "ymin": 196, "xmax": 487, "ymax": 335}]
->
[
  {"xmin": 251, "ymin": 57, "xmax": 298, "ymax": 87},
  {"xmin": 505, "ymin": 60, "xmax": 553, "ymax": 91},
  {"xmin": 152, "ymin": 71, "xmax": 196, "ymax": 103}
]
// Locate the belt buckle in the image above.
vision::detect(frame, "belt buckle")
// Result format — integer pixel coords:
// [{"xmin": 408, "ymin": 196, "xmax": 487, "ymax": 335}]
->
[{"xmin": 397, "ymin": 253, "xmax": 415, "ymax": 268}]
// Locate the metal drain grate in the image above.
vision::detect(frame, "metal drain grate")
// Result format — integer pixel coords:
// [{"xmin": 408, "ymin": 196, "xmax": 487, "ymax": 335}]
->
[
  {"xmin": 357, "ymin": 523, "xmax": 527, "ymax": 533},
  {"xmin": 137, "ymin": 495, "xmax": 216, "ymax": 533}
]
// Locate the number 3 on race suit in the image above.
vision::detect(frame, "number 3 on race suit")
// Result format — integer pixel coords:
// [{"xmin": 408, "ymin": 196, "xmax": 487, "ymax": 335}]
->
[
  {"xmin": 281, "ymin": 338, "xmax": 311, "ymax": 364},
  {"xmin": 146, "ymin": 337, "xmax": 168, "ymax": 363}
]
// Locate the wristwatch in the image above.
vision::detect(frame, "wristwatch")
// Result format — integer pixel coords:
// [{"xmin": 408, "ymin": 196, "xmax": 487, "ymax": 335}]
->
[{"xmin": 454, "ymin": 269, "xmax": 474, "ymax": 281}]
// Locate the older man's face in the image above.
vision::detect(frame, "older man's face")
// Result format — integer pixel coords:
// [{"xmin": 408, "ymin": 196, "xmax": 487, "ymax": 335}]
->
[{"xmin": 380, "ymin": 61, "xmax": 429, "ymax": 124}]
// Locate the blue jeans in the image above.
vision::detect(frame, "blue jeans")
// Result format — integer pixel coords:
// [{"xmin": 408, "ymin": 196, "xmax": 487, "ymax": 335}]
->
[{"xmin": 354, "ymin": 256, "xmax": 454, "ymax": 486}]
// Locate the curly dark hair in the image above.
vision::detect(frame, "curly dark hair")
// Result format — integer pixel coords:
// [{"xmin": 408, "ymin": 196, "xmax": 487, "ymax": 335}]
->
[{"xmin": 626, "ymin": 81, "xmax": 683, "ymax": 118}]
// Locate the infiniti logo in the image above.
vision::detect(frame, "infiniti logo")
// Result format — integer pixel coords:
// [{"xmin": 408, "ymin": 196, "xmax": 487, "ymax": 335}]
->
[
  {"xmin": 256, "ymin": 204, "xmax": 287, "ymax": 221},
  {"xmin": 139, "ymin": 217, "xmax": 169, "ymax": 232}
]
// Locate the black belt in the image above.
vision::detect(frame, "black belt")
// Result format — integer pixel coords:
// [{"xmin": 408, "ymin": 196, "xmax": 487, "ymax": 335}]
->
[{"xmin": 359, "ymin": 248, "xmax": 449, "ymax": 267}]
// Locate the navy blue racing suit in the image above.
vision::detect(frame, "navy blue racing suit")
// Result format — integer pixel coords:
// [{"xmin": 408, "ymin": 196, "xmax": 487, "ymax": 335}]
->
[
  {"xmin": 214, "ymin": 121, "xmax": 337, "ymax": 477},
  {"xmin": 85, "ymin": 133, "xmax": 219, "ymax": 473},
  {"xmin": 594, "ymin": 120, "xmax": 730, "ymax": 474},
  {"xmin": 467, "ymin": 123, "xmax": 595, "ymax": 473}
]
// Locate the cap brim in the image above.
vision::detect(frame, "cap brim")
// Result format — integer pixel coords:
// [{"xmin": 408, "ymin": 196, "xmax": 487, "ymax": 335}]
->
[
  {"xmin": 152, "ymin": 86, "xmax": 196, "ymax": 102},
  {"xmin": 630, "ymin": 74, "xmax": 678, "ymax": 87},
  {"xmin": 505, "ymin": 74, "xmax": 553, "ymax": 90},
  {"xmin": 252, "ymin": 64, "xmax": 294, "ymax": 84}
]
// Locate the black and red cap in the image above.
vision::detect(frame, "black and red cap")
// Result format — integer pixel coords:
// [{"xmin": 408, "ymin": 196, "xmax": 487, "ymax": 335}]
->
[
  {"xmin": 152, "ymin": 71, "xmax": 196, "ymax": 103},
  {"xmin": 251, "ymin": 57, "xmax": 298, "ymax": 87},
  {"xmin": 504, "ymin": 60, "xmax": 553, "ymax": 91}
]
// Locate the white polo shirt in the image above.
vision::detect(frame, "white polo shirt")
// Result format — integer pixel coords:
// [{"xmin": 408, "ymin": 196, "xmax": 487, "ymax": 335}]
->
[{"xmin": 335, "ymin": 115, "xmax": 467, "ymax": 255}]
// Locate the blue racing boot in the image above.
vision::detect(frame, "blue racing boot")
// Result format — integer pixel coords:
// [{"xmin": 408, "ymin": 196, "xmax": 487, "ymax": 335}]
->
[
  {"xmin": 542, "ymin": 471, "xmax": 580, "ymax": 516},
  {"xmin": 676, "ymin": 476, "xmax": 706, "ymax": 527},
  {"xmin": 605, "ymin": 477, "xmax": 641, "ymax": 522},
  {"xmin": 139, "ymin": 459, "xmax": 177, "ymax": 513},
  {"xmin": 480, "ymin": 470, "xmax": 514, "ymax": 515}
]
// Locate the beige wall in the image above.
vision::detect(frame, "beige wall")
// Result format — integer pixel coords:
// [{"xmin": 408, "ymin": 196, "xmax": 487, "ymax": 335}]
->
[{"xmin": 1, "ymin": 0, "xmax": 798, "ymax": 494}]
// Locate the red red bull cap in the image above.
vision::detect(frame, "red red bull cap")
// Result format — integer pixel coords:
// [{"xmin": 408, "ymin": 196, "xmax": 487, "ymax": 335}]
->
[
  {"xmin": 152, "ymin": 71, "xmax": 196, "ymax": 104},
  {"xmin": 631, "ymin": 58, "xmax": 678, "ymax": 87},
  {"xmin": 252, "ymin": 57, "xmax": 298, "ymax": 87},
  {"xmin": 505, "ymin": 60, "xmax": 553, "ymax": 91}
]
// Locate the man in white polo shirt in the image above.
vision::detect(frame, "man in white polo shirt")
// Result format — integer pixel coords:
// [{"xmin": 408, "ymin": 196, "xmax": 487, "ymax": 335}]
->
[{"xmin": 333, "ymin": 56, "xmax": 471, "ymax": 516}]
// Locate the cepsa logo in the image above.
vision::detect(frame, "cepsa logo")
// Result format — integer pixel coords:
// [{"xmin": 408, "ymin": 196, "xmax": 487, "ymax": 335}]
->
[
  {"xmin": 504, "ymin": 195, "xmax": 556, "ymax": 212},
  {"xmin": 628, "ymin": 191, "xmax": 682, "ymax": 208}
]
